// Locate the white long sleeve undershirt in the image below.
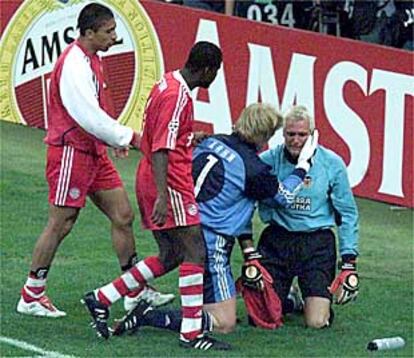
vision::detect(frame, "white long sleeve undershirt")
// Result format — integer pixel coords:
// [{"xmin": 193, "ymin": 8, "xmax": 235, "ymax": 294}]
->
[{"xmin": 59, "ymin": 45, "xmax": 133, "ymax": 148}]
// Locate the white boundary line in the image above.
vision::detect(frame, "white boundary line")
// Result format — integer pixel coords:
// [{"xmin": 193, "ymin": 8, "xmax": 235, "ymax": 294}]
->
[{"xmin": 0, "ymin": 336, "xmax": 76, "ymax": 358}]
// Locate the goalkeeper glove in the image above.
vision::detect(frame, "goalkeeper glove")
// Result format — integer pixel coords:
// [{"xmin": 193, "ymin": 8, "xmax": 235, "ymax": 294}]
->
[
  {"xmin": 241, "ymin": 248, "xmax": 264, "ymax": 291},
  {"xmin": 329, "ymin": 256, "xmax": 359, "ymax": 305},
  {"xmin": 296, "ymin": 130, "xmax": 319, "ymax": 172}
]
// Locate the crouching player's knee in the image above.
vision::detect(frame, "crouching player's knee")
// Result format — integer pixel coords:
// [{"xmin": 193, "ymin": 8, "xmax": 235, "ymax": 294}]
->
[
  {"xmin": 305, "ymin": 314, "xmax": 330, "ymax": 329},
  {"xmin": 214, "ymin": 315, "xmax": 236, "ymax": 334},
  {"xmin": 204, "ymin": 300, "xmax": 237, "ymax": 334}
]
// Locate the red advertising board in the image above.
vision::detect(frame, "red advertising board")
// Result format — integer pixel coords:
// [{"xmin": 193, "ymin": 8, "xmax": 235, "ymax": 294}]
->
[{"xmin": 0, "ymin": 0, "xmax": 413, "ymax": 207}]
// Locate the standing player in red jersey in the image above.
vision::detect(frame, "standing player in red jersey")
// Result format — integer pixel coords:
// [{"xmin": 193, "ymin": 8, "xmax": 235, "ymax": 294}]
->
[
  {"xmin": 83, "ymin": 42, "xmax": 231, "ymax": 351},
  {"xmin": 16, "ymin": 3, "xmax": 173, "ymax": 319}
]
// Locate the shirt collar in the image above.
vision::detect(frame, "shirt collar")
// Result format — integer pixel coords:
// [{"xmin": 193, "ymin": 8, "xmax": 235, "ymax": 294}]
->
[
  {"xmin": 283, "ymin": 146, "xmax": 299, "ymax": 164},
  {"xmin": 173, "ymin": 70, "xmax": 192, "ymax": 98},
  {"xmin": 75, "ymin": 40, "xmax": 95, "ymax": 59},
  {"xmin": 231, "ymin": 133, "xmax": 260, "ymax": 152}
]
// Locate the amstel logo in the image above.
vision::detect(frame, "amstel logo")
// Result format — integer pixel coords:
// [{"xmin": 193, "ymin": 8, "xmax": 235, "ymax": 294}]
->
[{"xmin": 0, "ymin": 0, "xmax": 163, "ymax": 131}]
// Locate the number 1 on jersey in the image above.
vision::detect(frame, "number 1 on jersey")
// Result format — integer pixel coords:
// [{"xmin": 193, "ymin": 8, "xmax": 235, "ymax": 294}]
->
[{"xmin": 194, "ymin": 154, "xmax": 219, "ymax": 198}]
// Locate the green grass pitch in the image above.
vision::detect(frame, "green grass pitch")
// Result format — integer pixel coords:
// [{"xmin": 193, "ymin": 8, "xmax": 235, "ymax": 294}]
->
[{"xmin": 0, "ymin": 121, "xmax": 413, "ymax": 357}]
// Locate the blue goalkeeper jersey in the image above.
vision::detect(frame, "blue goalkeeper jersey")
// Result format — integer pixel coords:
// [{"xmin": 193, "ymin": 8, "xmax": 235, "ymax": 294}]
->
[
  {"xmin": 192, "ymin": 134, "xmax": 282, "ymax": 237},
  {"xmin": 258, "ymin": 144, "xmax": 359, "ymax": 257}
]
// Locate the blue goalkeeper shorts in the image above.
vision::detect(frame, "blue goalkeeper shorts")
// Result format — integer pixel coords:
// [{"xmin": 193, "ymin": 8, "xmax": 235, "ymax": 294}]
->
[{"xmin": 202, "ymin": 227, "xmax": 236, "ymax": 304}]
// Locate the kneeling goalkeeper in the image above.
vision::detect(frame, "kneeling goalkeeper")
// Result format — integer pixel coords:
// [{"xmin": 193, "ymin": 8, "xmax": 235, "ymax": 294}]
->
[
  {"xmin": 113, "ymin": 103, "xmax": 318, "ymax": 336},
  {"xmin": 258, "ymin": 105, "xmax": 360, "ymax": 328}
]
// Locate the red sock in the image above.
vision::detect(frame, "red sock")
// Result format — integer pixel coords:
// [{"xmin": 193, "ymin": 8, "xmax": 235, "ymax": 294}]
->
[
  {"xmin": 21, "ymin": 274, "xmax": 46, "ymax": 303},
  {"xmin": 179, "ymin": 262, "xmax": 204, "ymax": 341},
  {"xmin": 98, "ymin": 256, "xmax": 166, "ymax": 306},
  {"xmin": 126, "ymin": 287, "xmax": 144, "ymax": 298}
]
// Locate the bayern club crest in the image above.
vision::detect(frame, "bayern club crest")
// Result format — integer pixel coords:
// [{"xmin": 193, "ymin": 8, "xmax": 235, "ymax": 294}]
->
[
  {"xmin": 69, "ymin": 187, "xmax": 80, "ymax": 200},
  {"xmin": 187, "ymin": 204, "xmax": 198, "ymax": 216}
]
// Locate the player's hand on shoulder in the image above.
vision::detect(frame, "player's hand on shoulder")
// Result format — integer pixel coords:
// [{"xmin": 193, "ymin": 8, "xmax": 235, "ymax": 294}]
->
[{"xmin": 192, "ymin": 131, "xmax": 210, "ymax": 147}]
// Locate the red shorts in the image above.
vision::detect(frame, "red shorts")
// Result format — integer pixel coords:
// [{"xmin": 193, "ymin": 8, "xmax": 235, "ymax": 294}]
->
[
  {"xmin": 46, "ymin": 145, "xmax": 123, "ymax": 208},
  {"xmin": 135, "ymin": 158, "xmax": 200, "ymax": 231}
]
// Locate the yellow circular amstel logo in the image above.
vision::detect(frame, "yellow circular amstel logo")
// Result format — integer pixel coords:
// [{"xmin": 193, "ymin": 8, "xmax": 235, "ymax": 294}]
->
[{"xmin": 0, "ymin": 0, "xmax": 163, "ymax": 131}]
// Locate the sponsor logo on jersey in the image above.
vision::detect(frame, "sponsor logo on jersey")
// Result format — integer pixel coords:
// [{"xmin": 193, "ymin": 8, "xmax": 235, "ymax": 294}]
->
[
  {"xmin": 0, "ymin": 0, "xmax": 163, "ymax": 131},
  {"xmin": 289, "ymin": 196, "xmax": 311, "ymax": 211}
]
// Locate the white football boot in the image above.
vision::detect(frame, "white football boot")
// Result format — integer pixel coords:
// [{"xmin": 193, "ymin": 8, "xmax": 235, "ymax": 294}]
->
[
  {"xmin": 17, "ymin": 296, "xmax": 66, "ymax": 318},
  {"xmin": 124, "ymin": 286, "xmax": 175, "ymax": 311},
  {"xmin": 287, "ymin": 284, "xmax": 304, "ymax": 313}
]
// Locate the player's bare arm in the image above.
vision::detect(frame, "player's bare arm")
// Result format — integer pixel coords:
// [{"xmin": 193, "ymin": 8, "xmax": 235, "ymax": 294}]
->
[{"xmin": 151, "ymin": 150, "xmax": 169, "ymax": 227}]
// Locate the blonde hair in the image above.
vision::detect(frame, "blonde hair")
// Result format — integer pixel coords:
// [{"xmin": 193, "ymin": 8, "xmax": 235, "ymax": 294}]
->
[
  {"xmin": 283, "ymin": 105, "xmax": 315, "ymax": 131},
  {"xmin": 234, "ymin": 103, "xmax": 282, "ymax": 145}
]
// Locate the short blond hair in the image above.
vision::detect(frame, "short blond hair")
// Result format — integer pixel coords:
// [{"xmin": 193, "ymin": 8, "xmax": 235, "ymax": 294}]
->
[
  {"xmin": 283, "ymin": 105, "xmax": 315, "ymax": 131},
  {"xmin": 234, "ymin": 103, "xmax": 282, "ymax": 145}
]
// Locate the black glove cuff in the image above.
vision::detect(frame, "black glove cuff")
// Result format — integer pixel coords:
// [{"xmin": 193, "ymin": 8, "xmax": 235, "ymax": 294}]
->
[
  {"xmin": 243, "ymin": 249, "xmax": 263, "ymax": 261},
  {"xmin": 340, "ymin": 254, "xmax": 357, "ymax": 269},
  {"xmin": 339, "ymin": 261, "xmax": 357, "ymax": 271},
  {"xmin": 238, "ymin": 234, "xmax": 253, "ymax": 243},
  {"xmin": 341, "ymin": 254, "xmax": 357, "ymax": 263}
]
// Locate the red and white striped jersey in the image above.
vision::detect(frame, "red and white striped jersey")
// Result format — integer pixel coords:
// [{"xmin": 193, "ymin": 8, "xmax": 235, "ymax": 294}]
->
[
  {"xmin": 45, "ymin": 40, "xmax": 133, "ymax": 156},
  {"xmin": 140, "ymin": 70, "xmax": 195, "ymax": 194}
]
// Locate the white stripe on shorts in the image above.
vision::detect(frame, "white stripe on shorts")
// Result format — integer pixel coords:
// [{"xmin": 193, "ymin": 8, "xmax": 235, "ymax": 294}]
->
[
  {"xmin": 55, "ymin": 146, "xmax": 74, "ymax": 206},
  {"xmin": 168, "ymin": 187, "xmax": 186, "ymax": 226},
  {"xmin": 214, "ymin": 234, "xmax": 231, "ymax": 300}
]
